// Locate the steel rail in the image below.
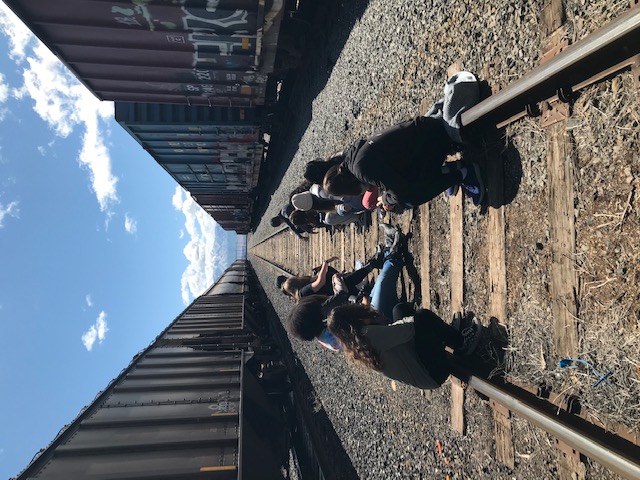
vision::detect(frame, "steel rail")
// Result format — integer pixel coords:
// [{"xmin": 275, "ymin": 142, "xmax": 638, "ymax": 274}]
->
[
  {"xmin": 461, "ymin": 7, "xmax": 640, "ymax": 127},
  {"xmin": 450, "ymin": 361, "xmax": 640, "ymax": 480},
  {"xmin": 250, "ymin": 252, "xmax": 292, "ymax": 276},
  {"xmin": 250, "ymin": 224, "xmax": 290, "ymax": 249}
]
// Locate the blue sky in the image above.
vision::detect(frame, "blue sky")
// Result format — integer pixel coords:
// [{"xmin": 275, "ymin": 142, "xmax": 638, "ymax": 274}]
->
[{"xmin": 0, "ymin": 5, "xmax": 237, "ymax": 478}]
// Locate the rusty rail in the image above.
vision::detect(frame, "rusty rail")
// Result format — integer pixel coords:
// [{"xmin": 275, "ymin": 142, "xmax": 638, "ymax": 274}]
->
[{"xmin": 461, "ymin": 7, "xmax": 640, "ymax": 127}]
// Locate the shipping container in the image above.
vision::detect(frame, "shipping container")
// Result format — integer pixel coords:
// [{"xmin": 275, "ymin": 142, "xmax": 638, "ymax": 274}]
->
[
  {"xmin": 2, "ymin": 0, "xmax": 287, "ymax": 106},
  {"xmin": 115, "ymin": 102, "xmax": 259, "ymax": 233},
  {"xmin": 15, "ymin": 261, "xmax": 290, "ymax": 480},
  {"xmin": 115, "ymin": 103, "xmax": 263, "ymax": 194}
]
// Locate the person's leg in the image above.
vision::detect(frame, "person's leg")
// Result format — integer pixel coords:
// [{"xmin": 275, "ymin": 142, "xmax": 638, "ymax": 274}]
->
[
  {"xmin": 413, "ymin": 309, "xmax": 460, "ymax": 385},
  {"xmin": 342, "ymin": 267, "xmax": 371, "ymax": 294},
  {"xmin": 324, "ymin": 211, "xmax": 360, "ymax": 226},
  {"xmin": 369, "ymin": 256, "xmax": 403, "ymax": 321},
  {"xmin": 401, "ymin": 116, "xmax": 463, "ymax": 206},
  {"xmin": 416, "ymin": 309, "xmax": 464, "ymax": 349}
]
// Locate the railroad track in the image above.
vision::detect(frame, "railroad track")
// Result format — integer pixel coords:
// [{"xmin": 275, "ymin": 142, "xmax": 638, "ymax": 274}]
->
[{"xmin": 251, "ymin": 4, "xmax": 640, "ymax": 479}]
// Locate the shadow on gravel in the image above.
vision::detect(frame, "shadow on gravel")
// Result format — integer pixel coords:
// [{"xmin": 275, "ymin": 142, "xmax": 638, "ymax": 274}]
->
[
  {"xmin": 462, "ymin": 126, "xmax": 523, "ymax": 212},
  {"xmin": 401, "ymin": 236, "xmax": 423, "ymax": 307},
  {"xmin": 251, "ymin": 0, "xmax": 372, "ymax": 228},
  {"xmin": 257, "ymin": 266, "xmax": 359, "ymax": 480}
]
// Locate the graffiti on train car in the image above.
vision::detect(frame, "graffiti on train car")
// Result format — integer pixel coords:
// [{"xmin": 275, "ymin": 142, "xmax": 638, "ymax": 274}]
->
[{"xmin": 109, "ymin": 1, "xmax": 276, "ymax": 57}]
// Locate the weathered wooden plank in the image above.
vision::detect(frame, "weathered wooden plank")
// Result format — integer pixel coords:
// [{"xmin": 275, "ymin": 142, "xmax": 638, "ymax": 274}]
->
[
  {"xmin": 419, "ymin": 205, "xmax": 430, "ymax": 308},
  {"xmin": 486, "ymin": 99, "xmax": 512, "ymax": 466},
  {"xmin": 492, "ymin": 401, "xmax": 515, "ymax": 469},
  {"xmin": 447, "ymin": 60, "xmax": 466, "ymax": 435},
  {"xmin": 541, "ymin": 0, "xmax": 565, "ymax": 38},
  {"xmin": 450, "ymin": 376, "xmax": 465, "ymax": 434},
  {"xmin": 547, "ymin": 122, "xmax": 579, "ymax": 358}
]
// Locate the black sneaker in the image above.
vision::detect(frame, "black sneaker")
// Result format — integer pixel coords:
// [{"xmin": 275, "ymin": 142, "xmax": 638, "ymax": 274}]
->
[
  {"xmin": 364, "ymin": 244, "xmax": 385, "ymax": 270},
  {"xmin": 461, "ymin": 162, "xmax": 485, "ymax": 206},
  {"xmin": 446, "ymin": 184, "xmax": 461, "ymax": 197},
  {"xmin": 457, "ymin": 319, "xmax": 482, "ymax": 355}
]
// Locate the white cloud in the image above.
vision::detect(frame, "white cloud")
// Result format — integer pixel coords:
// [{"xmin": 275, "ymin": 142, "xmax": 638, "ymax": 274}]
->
[
  {"xmin": 81, "ymin": 311, "xmax": 108, "ymax": 351},
  {"xmin": 0, "ymin": 5, "xmax": 32, "ymax": 61},
  {"xmin": 172, "ymin": 186, "xmax": 228, "ymax": 305},
  {"xmin": 0, "ymin": 200, "xmax": 19, "ymax": 227},
  {"xmin": 85, "ymin": 294, "xmax": 93, "ymax": 307},
  {"xmin": 0, "ymin": 73, "xmax": 8, "ymax": 120},
  {"xmin": 124, "ymin": 213, "xmax": 137, "ymax": 234},
  {"xmin": 179, "ymin": 229, "xmax": 185, "ymax": 239},
  {"xmin": 0, "ymin": 5, "xmax": 119, "ymax": 213},
  {"xmin": 0, "ymin": 72, "xmax": 8, "ymax": 103}
]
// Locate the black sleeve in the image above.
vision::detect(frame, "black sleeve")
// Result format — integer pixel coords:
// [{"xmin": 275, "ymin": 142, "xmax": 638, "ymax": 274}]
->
[
  {"xmin": 298, "ymin": 284, "xmax": 315, "ymax": 298},
  {"xmin": 320, "ymin": 291, "xmax": 350, "ymax": 316}
]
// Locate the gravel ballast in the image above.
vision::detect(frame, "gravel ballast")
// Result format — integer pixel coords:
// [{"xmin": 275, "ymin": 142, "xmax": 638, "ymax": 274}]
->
[{"xmin": 248, "ymin": 1, "xmax": 634, "ymax": 478}]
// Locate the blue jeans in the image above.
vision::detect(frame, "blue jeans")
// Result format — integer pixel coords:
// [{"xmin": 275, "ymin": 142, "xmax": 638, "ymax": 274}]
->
[{"xmin": 370, "ymin": 256, "xmax": 403, "ymax": 321}]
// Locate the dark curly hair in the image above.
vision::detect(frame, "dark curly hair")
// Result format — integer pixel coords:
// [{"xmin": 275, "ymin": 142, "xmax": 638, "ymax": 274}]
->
[
  {"xmin": 286, "ymin": 295, "xmax": 329, "ymax": 340},
  {"xmin": 327, "ymin": 303, "xmax": 384, "ymax": 370}
]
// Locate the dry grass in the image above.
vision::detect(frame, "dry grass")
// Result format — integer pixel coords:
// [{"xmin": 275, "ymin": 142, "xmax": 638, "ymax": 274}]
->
[{"xmin": 503, "ymin": 71, "xmax": 640, "ymax": 433}]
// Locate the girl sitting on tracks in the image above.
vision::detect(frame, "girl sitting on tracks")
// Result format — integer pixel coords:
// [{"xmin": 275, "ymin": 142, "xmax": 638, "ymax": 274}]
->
[
  {"xmin": 327, "ymin": 303, "xmax": 481, "ymax": 389},
  {"xmin": 322, "ymin": 72, "xmax": 486, "ymax": 210},
  {"xmin": 276, "ymin": 252, "xmax": 382, "ymax": 303}
]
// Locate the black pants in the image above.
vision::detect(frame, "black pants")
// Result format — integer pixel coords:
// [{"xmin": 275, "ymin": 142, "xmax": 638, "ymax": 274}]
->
[
  {"xmin": 342, "ymin": 266, "xmax": 371, "ymax": 295},
  {"xmin": 394, "ymin": 305, "xmax": 463, "ymax": 386}
]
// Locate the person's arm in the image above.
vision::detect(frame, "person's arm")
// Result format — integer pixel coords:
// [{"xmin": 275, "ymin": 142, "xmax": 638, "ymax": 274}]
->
[
  {"xmin": 309, "ymin": 260, "xmax": 330, "ymax": 292},
  {"xmin": 311, "ymin": 256, "xmax": 339, "ymax": 273}
]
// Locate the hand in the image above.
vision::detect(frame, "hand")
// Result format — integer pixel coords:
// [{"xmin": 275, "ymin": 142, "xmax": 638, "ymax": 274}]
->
[
  {"xmin": 331, "ymin": 273, "xmax": 347, "ymax": 293},
  {"xmin": 376, "ymin": 196, "xmax": 392, "ymax": 212}
]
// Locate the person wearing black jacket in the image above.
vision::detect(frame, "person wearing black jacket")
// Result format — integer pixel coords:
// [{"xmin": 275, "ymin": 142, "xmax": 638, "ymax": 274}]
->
[{"xmin": 322, "ymin": 115, "xmax": 485, "ymax": 211}]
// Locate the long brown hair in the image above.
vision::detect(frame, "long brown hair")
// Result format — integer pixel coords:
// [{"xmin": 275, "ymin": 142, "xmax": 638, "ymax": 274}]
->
[
  {"xmin": 327, "ymin": 304, "xmax": 384, "ymax": 370},
  {"xmin": 323, "ymin": 165, "xmax": 364, "ymax": 196},
  {"xmin": 281, "ymin": 276, "xmax": 313, "ymax": 302}
]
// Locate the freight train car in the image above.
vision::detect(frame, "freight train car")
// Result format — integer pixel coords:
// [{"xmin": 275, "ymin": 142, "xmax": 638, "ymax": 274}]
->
[
  {"xmin": 1, "ymin": 0, "xmax": 292, "ymax": 107},
  {"xmin": 2, "ymin": 0, "xmax": 310, "ymax": 234},
  {"xmin": 15, "ymin": 261, "xmax": 292, "ymax": 480},
  {"xmin": 115, "ymin": 101, "xmax": 263, "ymax": 233}
]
